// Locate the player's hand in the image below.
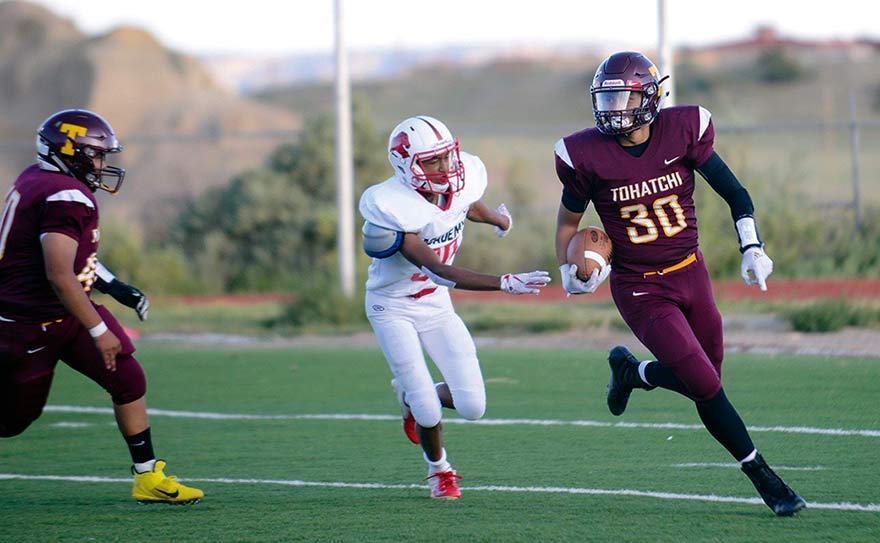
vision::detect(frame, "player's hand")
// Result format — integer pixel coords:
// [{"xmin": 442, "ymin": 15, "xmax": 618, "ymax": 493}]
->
[
  {"xmin": 741, "ymin": 246, "xmax": 773, "ymax": 291},
  {"xmin": 94, "ymin": 329, "xmax": 122, "ymax": 371},
  {"xmin": 500, "ymin": 270, "xmax": 551, "ymax": 295},
  {"xmin": 493, "ymin": 203, "xmax": 512, "ymax": 238},
  {"xmin": 107, "ymin": 280, "xmax": 150, "ymax": 321},
  {"xmin": 559, "ymin": 263, "xmax": 610, "ymax": 296}
]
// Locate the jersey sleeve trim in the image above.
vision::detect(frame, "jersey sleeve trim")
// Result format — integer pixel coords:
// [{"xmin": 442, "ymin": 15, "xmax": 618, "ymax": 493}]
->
[
  {"xmin": 554, "ymin": 138, "xmax": 574, "ymax": 168},
  {"xmin": 46, "ymin": 189, "xmax": 94, "ymax": 209},
  {"xmin": 698, "ymin": 106, "xmax": 712, "ymax": 141}
]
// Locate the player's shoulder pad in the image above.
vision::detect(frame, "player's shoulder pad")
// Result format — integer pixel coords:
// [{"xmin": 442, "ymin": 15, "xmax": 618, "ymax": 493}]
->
[
  {"xmin": 458, "ymin": 152, "xmax": 487, "ymax": 203},
  {"xmin": 359, "ymin": 179, "xmax": 433, "ymax": 232},
  {"xmin": 362, "ymin": 221, "xmax": 404, "ymax": 258}
]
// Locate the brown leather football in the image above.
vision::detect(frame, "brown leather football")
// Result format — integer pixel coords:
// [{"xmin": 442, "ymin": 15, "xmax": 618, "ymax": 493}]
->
[{"xmin": 566, "ymin": 226, "xmax": 612, "ymax": 281}]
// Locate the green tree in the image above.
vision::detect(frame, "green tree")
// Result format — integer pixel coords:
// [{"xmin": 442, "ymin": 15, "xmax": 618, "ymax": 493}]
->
[
  {"xmin": 754, "ymin": 47, "xmax": 809, "ymax": 84},
  {"xmin": 175, "ymin": 100, "xmax": 387, "ymax": 292}
]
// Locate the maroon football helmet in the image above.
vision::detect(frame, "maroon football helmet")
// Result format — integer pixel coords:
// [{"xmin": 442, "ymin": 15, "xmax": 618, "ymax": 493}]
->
[
  {"xmin": 589, "ymin": 52, "xmax": 669, "ymax": 136},
  {"xmin": 36, "ymin": 109, "xmax": 125, "ymax": 193}
]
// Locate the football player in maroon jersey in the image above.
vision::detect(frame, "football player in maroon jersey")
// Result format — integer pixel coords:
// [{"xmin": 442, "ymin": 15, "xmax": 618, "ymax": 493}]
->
[
  {"xmin": 553, "ymin": 52, "xmax": 804, "ymax": 516},
  {"xmin": 0, "ymin": 109, "xmax": 203, "ymax": 504}
]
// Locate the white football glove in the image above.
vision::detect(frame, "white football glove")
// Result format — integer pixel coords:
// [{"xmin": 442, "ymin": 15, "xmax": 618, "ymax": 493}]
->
[
  {"xmin": 500, "ymin": 270, "xmax": 551, "ymax": 295},
  {"xmin": 559, "ymin": 263, "xmax": 610, "ymax": 296},
  {"xmin": 493, "ymin": 203, "xmax": 513, "ymax": 238},
  {"xmin": 741, "ymin": 246, "xmax": 774, "ymax": 291}
]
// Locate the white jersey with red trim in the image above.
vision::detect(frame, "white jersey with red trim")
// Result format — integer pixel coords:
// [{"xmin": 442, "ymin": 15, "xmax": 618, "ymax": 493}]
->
[{"xmin": 359, "ymin": 152, "xmax": 487, "ymax": 297}]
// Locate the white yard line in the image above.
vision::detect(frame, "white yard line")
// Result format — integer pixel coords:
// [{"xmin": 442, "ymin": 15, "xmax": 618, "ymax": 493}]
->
[
  {"xmin": 673, "ymin": 463, "xmax": 826, "ymax": 471},
  {"xmin": 43, "ymin": 405, "xmax": 880, "ymax": 438},
  {"xmin": 0, "ymin": 473, "xmax": 877, "ymax": 513}
]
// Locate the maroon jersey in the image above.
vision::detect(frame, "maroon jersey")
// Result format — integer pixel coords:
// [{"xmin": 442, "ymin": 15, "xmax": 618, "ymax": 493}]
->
[
  {"xmin": 555, "ymin": 105, "xmax": 715, "ymax": 274},
  {"xmin": 0, "ymin": 165, "xmax": 100, "ymax": 322}
]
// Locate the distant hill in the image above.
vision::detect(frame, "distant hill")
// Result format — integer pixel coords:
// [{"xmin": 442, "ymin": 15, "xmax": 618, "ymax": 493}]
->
[
  {"xmin": 0, "ymin": 1, "xmax": 300, "ymax": 226},
  {"xmin": 203, "ymin": 42, "xmax": 617, "ymax": 94},
  {"xmin": 256, "ymin": 35, "xmax": 880, "ymax": 192},
  {"xmin": 257, "ymin": 39, "xmax": 880, "ymax": 138}
]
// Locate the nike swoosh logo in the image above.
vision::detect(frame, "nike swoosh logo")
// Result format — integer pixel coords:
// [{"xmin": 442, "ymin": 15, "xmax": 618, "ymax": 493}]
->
[
  {"xmin": 27, "ymin": 346, "xmax": 46, "ymax": 354},
  {"xmin": 130, "ymin": 441, "xmax": 146, "ymax": 447},
  {"xmin": 632, "ymin": 292, "xmax": 650, "ymax": 297},
  {"xmin": 664, "ymin": 156, "xmax": 680, "ymax": 165},
  {"xmin": 155, "ymin": 488, "xmax": 180, "ymax": 498}
]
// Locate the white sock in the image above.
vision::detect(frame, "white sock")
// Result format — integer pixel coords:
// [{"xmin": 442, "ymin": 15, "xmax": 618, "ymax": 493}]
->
[
  {"xmin": 638, "ymin": 360, "xmax": 653, "ymax": 386},
  {"xmin": 134, "ymin": 459, "xmax": 157, "ymax": 473},
  {"xmin": 738, "ymin": 449, "xmax": 758, "ymax": 465},
  {"xmin": 424, "ymin": 448, "xmax": 451, "ymax": 474}
]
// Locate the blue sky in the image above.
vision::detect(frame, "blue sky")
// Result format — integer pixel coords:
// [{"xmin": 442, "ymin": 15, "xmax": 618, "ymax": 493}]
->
[{"xmin": 26, "ymin": 0, "xmax": 880, "ymax": 56}]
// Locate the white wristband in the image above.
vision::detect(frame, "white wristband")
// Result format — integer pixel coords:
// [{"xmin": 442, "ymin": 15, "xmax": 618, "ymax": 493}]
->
[
  {"xmin": 88, "ymin": 321, "xmax": 108, "ymax": 338},
  {"xmin": 95, "ymin": 262, "xmax": 116, "ymax": 283},
  {"xmin": 735, "ymin": 216, "xmax": 761, "ymax": 250}
]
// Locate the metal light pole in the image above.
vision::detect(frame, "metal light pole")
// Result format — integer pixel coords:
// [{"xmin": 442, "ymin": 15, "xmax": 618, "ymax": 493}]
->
[
  {"xmin": 334, "ymin": 0, "xmax": 355, "ymax": 298},
  {"xmin": 657, "ymin": 0, "xmax": 675, "ymax": 107},
  {"xmin": 848, "ymin": 92, "xmax": 862, "ymax": 229}
]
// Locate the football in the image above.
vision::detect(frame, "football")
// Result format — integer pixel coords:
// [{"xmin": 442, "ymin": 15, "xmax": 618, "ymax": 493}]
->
[{"xmin": 566, "ymin": 226, "xmax": 612, "ymax": 281}]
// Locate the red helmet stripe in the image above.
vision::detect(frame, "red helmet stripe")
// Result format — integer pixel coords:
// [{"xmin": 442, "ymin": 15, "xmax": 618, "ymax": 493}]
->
[{"xmin": 416, "ymin": 117, "xmax": 444, "ymax": 141}]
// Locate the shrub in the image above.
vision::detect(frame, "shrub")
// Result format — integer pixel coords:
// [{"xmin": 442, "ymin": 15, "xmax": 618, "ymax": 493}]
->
[
  {"xmin": 754, "ymin": 47, "xmax": 809, "ymax": 84},
  {"xmin": 783, "ymin": 298, "xmax": 880, "ymax": 332},
  {"xmin": 275, "ymin": 279, "xmax": 367, "ymax": 328}
]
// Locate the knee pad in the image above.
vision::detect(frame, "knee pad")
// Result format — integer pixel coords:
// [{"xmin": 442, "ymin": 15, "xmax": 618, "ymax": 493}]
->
[
  {"xmin": 451, "ymin": 387, "xmax": 486, "ymax": 421},
  {"xmin": 406, "ymin": 385, "xmax": 443, "ymax": 428},
  {"xmin": 108, "ymin": 355, "xmax": 147, "ymax": 405}
]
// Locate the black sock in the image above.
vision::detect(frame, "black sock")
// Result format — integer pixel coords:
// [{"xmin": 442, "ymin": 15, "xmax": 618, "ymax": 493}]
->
[
  {"xmin": 643, "ymin": 361, "xmax": 687, "ymax": 394},
  {"xmin": 124, "ymin": 427, "xmax": 156, "ymax": 465},
  {"xmin": 695, "ymin": 388, "xmax": 755, "ymax": 461}
]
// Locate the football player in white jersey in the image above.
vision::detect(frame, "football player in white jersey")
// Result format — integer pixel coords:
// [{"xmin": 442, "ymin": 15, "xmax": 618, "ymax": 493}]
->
[{"xmin": 359, "ymin": 115, "xmax": 550, "ymax": 499}]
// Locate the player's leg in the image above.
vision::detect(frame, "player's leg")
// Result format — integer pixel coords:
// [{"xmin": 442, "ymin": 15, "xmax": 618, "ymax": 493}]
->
[
  {"xmin": 420, "ymin": 311, "xmax": 485, "ymax": 422},
  {"xmin": 370, "ymin": 314, "xmax": 442, "ymax": 443},
  {"xmin": 417, "ymin": 304, "xmax": 485, "ymax": 500},
  {"xmin": 367, "ymin": 299, "xmax": 458, "ymax": 498},
  {"xmin": 0, "ymin": 320, "xmax": 64, "ymax": 437},
  {"xmin": 683, "ymin": 261, "xmax": 805, "ymax": 515},
  {"xmin": 60, "ymin": 305, "xmax": 203, "ymax": 504}
]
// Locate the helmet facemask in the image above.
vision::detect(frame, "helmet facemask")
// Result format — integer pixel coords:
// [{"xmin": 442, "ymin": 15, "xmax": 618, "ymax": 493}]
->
[
  {"xmin": 411, "ymin": 142, "xmax": 464, "ymax": 196},
  {"xmin": 589, "ymin": 52, "xmax": 669, "ymax": 136},
  {"xmin": 592, "ymin": 81, "xmax": 662, "ymax": 136}
]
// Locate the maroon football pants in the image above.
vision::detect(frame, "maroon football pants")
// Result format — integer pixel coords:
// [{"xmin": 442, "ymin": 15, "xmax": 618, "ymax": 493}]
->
[
  {"xmin": 611, "ymin": 251, "xmax": 724, "ymax": 401},
  {"xmin": 0, "ymin": 304, "xmax": 145, "ymax": 437}
]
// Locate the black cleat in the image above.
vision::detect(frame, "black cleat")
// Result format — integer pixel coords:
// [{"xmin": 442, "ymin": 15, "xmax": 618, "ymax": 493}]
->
[
  {"xmin": 606, "ymin": 346, "xmax": 654, "ymax": 416},
  {"xmin": 741, "ymin": 453, "xmax": 807, "ymax": 516}
]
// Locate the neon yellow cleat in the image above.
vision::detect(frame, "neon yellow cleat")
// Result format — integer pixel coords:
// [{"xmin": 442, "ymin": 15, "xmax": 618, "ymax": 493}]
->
[{"xmin": 132, "ymin": 460, "xmax": 204, "ymax": 504}]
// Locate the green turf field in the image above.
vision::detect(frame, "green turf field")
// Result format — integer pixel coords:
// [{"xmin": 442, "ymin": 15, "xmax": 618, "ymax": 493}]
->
[{"xmin": 1, "ymin": 344, "xmax": 878, "ymax": 542}]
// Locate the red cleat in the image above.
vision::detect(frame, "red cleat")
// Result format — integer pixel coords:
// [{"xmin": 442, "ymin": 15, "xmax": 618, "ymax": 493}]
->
[
  {"xmin": 391, "ymin": 379, "xmax": 419, "ymax": 444},
  {"xmin": 426, "ymin": 470, "xmax": 462, "ymax": 500}
]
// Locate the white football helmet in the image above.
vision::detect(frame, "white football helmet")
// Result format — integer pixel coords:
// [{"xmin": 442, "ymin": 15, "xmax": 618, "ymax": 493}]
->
[{"xmin": 387, "ymin": 116, "xmax": 465, "ymax": 197}]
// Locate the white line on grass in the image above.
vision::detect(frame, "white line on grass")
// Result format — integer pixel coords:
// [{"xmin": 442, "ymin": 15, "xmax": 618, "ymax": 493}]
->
[
  {"xmin": 673, "ymin": 463, "xmax": 826, "ymax": 471},
  {"xmin": 43, "ymin": 405, "xmax": 880, "ymax": 438},
  {"xmin": 0, "ymin": 473, "xmax": 877, "ymax": 513}
]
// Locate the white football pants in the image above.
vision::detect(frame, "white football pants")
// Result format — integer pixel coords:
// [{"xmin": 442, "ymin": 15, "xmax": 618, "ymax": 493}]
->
[{"xmin": 366, "ymin": 289, "xmax": 486, "ymax": 428}]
